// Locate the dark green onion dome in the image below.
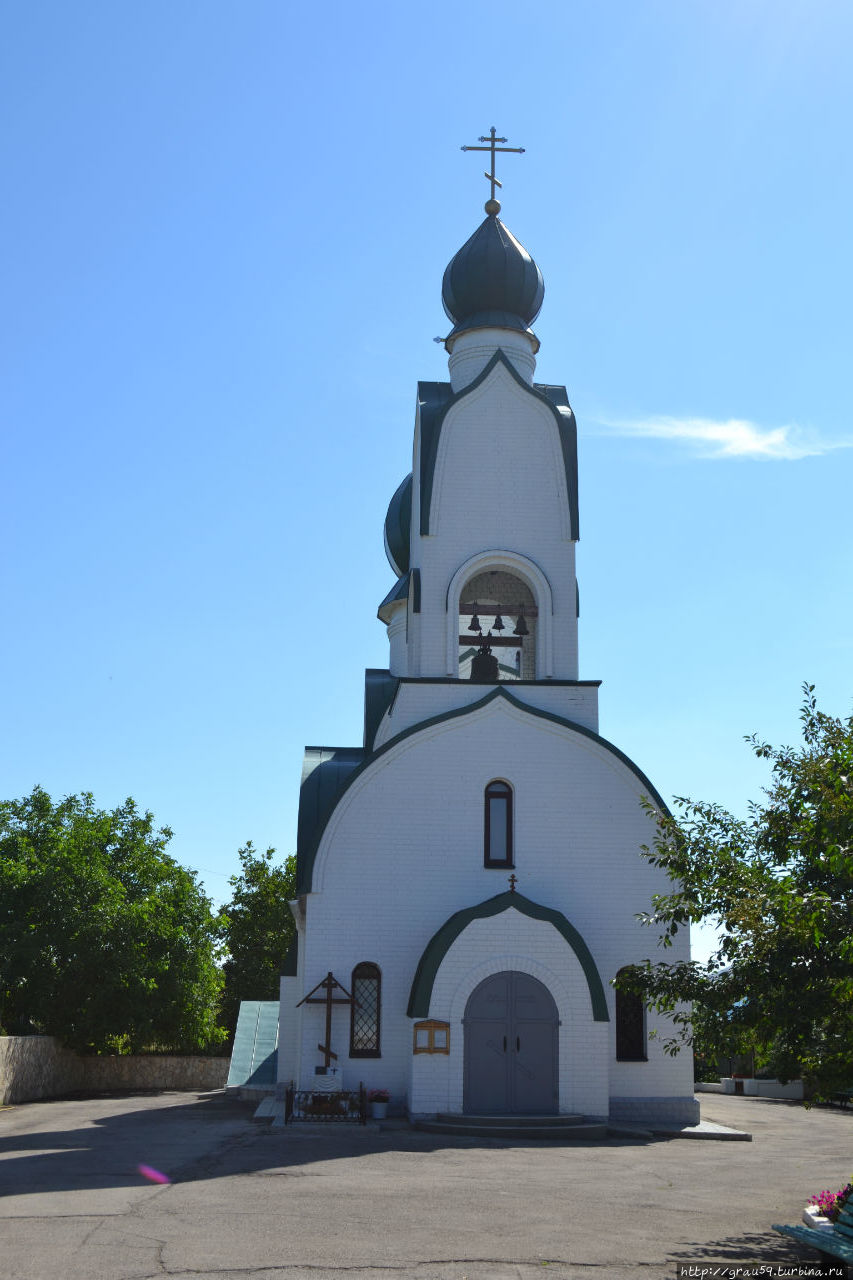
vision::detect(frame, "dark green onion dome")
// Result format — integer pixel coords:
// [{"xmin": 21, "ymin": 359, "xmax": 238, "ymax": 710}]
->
[
  {"xmin": 384, "ymin": 473, "xmax": 412, "ymax": 576},
  {"xmin": 442, "ymin": 212, "xmax": 544, "ymax": 341}
]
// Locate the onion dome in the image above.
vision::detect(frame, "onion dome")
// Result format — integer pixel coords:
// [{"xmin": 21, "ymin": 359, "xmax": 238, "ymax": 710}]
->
[
  {"xmin": 384, "ymin": 473, "xmax": 412, "ymax": 576},
  {"xmin": 442, "ymin": 209, "xmax": 544, "ymax": 342}
]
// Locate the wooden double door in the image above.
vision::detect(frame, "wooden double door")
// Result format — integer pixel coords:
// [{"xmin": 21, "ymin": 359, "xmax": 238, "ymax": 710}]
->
[{"xmin": 463, "ymin": 971, "xmax": 558, "ymax": 1115}]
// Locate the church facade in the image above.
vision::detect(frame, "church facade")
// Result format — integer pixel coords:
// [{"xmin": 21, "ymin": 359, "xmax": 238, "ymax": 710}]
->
[{"xmin": 277, "ymin": 184, "xmax": 698, "ymax": 1125}]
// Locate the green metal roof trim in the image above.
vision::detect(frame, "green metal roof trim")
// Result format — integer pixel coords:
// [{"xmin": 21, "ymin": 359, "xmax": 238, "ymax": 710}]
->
[
  {"xmin": 376, "ymin": 569, "xmax": 420, "ymax": 625},
  {"xmin": 363, "ymin": 669, "xmax": 400, "ymax": 751},
  {"xmin": 384, "ymin": 473, "xmax": 412, "ymax": 576},
  {"xmin": 417, "ymin": 380, "xmax": 454, "ymax": 536},
  {"xmin": 281, "ymin": 936, "xmax": 298, "ymax": 977},
  {"xmin": 406, "ymin": 890, "xmax": 609, "ymax": 1020},
  {"xmin": 418, "ymin": 354, "xmax": 579, "ymax": 540},
  {"xmin": 297, "ymin": 686, "xmax": 668, "ymax": 894},
  {"xmin": 297, "ymin": 746, "xmax": 368, "ymax": 894},
  {"xmin": 377, "ymin": 571, "xmax": 410, "ymax": 624}
]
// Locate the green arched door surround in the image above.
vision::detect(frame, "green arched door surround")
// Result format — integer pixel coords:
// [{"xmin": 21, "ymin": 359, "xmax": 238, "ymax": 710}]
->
[{"xmin": 406, "ymin": 890, "xmax": 609, "ymax": 1022}]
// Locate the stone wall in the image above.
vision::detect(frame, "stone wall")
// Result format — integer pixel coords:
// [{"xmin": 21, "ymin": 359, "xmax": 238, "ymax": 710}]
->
[
  {"xmin": 0, "ymin": 1036, "xmax": 84, "ymax": 1104},
  {"xmin": 0, "ymin": 1037, "xmax": 227, "ymax": 1105},
  {"xmin": 84, "ymin": 1054, "xmax": 228, "ymax": 1092}
]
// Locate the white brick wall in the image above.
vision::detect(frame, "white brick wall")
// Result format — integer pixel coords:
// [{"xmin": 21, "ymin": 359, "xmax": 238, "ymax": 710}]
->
[
  {"xmin": 447, "ymin": 328, "xmax": 538, "ymax": 392},
  {"xmin": 293, "ymin": 693, "xmax": 694, "ymax": 1116},
  {"xmin": 285, "ymin": 343, "xmax": 694, "ymax": 1124},
  {"xmin": 277, "ymin": 976, "xmax": 300, "ymax": 1084},
  {"xmin": 372, "ymin": 682, "xmax": 600, "ymax": 750},
  {"xmin": 410, "ymin": 911, "xmax": 609, "ymax": 1118},
  {"xmin": 408, "ymin": 361, "xmax": 579, "ymax": 681}
]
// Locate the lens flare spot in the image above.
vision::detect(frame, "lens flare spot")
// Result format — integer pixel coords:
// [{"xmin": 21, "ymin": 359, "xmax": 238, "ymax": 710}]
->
[{"xmin": 137, "ymin": 1163, "xmax": 170, "ymax": 1185}]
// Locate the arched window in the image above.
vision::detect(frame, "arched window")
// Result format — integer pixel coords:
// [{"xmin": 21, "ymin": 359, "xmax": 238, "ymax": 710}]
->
[
  {"xmin": 458, "ymin": 569, "xmax": 537, "ymax": 681},
  {"xmin": 484, "ymin": 780, "xmax": 513, "ymax": 868},
  {"xmin": 615, "ymin": 968, "xmax": 646, "ymax": 1061},
  {"xmin": 350, "ymin": 962, "xmax": 381, "ymax": 1058}
]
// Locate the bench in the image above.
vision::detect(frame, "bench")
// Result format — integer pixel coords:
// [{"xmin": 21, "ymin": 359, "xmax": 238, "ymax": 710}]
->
[
  {"xmin": 773, "ymin": 1194, "xmax": 853, "ymax": 1275},
  {"xmin": 831, "ymin": 1089, "xmax": 853, "ymax": 1108}
]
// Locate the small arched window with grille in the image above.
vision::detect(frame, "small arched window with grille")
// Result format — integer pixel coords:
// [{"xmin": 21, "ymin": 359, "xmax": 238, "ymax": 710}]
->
[
  {"xmin": 350, "ymin": 962, "xmax": 381, "ymax": 1058},
  {"xmin": 484, "ymin": 780, "xmax": 513, "ymax": 868},
  {"xmin": 615, "ymin": 968, "xmax": 647, "ymax": 1061}
]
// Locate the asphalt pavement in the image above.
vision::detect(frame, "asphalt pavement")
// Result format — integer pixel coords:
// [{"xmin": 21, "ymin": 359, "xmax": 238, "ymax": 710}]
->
[{"xmin": 1, "ymin": 1089, "xmax": 851, "ymax": 1280}]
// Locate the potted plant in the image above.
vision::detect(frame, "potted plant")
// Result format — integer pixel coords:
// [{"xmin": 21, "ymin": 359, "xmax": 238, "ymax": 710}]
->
[
  {"xmin": 803, "ymin": 1182, "xmax": 852, "ymax": 1231},
  {"xmin": 368, "ymin": 1088, "xmax": 389, "ymax": 1119}
]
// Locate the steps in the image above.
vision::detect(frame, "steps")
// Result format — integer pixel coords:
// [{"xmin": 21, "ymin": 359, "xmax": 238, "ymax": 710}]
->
[{"xmin": 413, "ymin": 1112, "xmax": 608, "ymax": 1140}]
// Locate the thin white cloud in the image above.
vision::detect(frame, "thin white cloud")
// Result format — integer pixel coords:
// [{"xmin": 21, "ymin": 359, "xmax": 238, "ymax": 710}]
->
[{"xmin": 597, "ymin": 415, "xmax": 852, "ymax": 461}]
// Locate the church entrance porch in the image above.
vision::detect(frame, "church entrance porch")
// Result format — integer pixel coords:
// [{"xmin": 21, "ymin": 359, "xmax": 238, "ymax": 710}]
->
[{"xmin": 463, "ymin": 970, "xmax": 558, "ymax": 1115}]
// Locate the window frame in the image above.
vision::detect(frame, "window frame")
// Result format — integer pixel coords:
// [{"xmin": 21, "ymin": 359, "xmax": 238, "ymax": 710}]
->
[
  {"xmin": 413, "ymin": 1019, "xmax": 450, "ymax": 1055},
  {"xmin": 349, "ymin": 962, "xmax": 382, "ymax": 1059},
  {"xmin": 484, "ymin": 779, "xmax": 514, "ymax": 869},
  {"xmin": 615, "ymin": 968, "xmax": 647, "ymax": 1062}
]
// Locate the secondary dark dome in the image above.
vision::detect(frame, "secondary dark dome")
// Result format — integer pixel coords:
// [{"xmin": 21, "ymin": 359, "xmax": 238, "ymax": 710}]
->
[
  {"xmin": 384, "ymin": 473, "xmax": 412, "ymax": 576},
  {"xmin": 442, "ymin": 213, "xmax": 544, "ymax": 341}
]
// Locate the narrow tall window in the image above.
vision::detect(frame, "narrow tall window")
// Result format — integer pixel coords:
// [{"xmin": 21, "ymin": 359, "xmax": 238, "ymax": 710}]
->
[
  {"xmin": 615, "ymin": 968, "xmax": 646, "ymax": 1061},
  {"xmin": 484, "ymin": 780, "xmax": 513, "ymax": 868},
  {"xmin": 350, "ymin": 962, "xmax": 381, "ymax": 1058}
]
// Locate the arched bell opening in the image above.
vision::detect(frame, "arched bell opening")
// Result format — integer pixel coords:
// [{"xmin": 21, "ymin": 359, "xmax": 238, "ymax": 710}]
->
[{"xmin": 458, "ymin": 569, "xmax": 537, "ymax": 681}]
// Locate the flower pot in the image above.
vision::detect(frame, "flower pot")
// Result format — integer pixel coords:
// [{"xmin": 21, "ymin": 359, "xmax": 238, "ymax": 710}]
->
[
  {"xmin": 370, "ymin": 1101, "xmax": 388, "ymax": 1119},
  {"xmin": 802, "ymin": 1205, "xmax": 834, "ymax": 1233}
]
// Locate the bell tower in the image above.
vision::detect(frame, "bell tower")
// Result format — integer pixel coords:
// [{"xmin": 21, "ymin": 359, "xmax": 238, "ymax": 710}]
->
[{"xmin": 374, "ymin": 132, "xmax": 594, "ymax": 744}]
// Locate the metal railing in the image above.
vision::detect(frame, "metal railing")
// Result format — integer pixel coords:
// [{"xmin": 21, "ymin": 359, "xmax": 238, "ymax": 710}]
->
[{"xmin": 284, "ymin": 1082, "xmax": 367, "ymax": 1124}]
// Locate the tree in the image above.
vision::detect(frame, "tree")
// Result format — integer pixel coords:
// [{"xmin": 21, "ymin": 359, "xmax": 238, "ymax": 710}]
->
[
  {"xmin": 219, "ymin": 843, "xmax": 296, "ymax": 1038},
  {"xmin": 618, "ymin": 685, "xmax": 853, "ymax": 1097},
  {"xmin": 0, "ymin": 786, "xmax": 225, "ymax": 1054}
]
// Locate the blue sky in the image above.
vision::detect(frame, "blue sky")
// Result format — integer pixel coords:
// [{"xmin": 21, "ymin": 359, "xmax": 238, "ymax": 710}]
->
[{"xmin": 3, "ymin": 2, "xmax": 851, "ymax": 961}]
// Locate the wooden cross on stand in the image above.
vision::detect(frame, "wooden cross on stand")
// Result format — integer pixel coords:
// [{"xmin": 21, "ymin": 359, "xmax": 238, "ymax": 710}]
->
[
  {"xmin": 296, "ymin": 971, "xmax": 353, "ymax": 1070},
  {"xmin": 461, "ymin": 126, "xmax": 525, "ymax": 203}
]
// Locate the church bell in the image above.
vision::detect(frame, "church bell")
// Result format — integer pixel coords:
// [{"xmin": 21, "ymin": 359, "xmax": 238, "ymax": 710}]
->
[{"xmin": 470, "ymin": 641, "xmax": 499, "ymax": 682}]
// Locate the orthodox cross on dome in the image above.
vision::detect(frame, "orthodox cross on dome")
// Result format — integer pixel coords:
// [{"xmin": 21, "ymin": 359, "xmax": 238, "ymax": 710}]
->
[
  {"xmin": 508, "ymin": 873, "xmax": 518, "ymax": 893},
  {"xmin": 461, "ymin": 126, "xmax": 525, "ymax": 211}
]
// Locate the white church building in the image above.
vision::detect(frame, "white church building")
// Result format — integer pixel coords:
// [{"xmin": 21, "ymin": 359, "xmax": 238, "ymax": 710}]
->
[{"xmin": 277, "ymin": 167, "xmax": 698, "ymax": 1127}]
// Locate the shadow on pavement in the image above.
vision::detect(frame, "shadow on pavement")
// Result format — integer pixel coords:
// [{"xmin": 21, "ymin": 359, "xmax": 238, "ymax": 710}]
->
[
  {"xmin": 0, "ymin": 1089, "xmax": 666, "ymax": 1199},
  {"xmin": 667, "ymin": 1229, "xmax": 838, "ymax": 1274}
]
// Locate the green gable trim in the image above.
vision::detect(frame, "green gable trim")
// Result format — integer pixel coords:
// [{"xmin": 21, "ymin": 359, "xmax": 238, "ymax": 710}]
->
[
  {"xmin": 363, "ymin": 669, "xmax": 400, "ymax": 751},
  {"xmin": 395, "ymin": 676, "xmax": 601, "ymax": 687},
  {"xmin": 297, "ymin": 685, "xmax": 668, "ymax": 894},
  {"xmin": 406, "ymin": 891, "xmax": 609, "ymax": 1021},
  {"xmin": 377, "ymin": 571, "xmax": 410, "ymax": 624},
  {"xmin": 418, "ymin": 353, "xmax": 579, "ymax": 540},
  {"xmin": 417, "ymin": 381, "xmax": 455, "ymax": 538},
  {"xmin": 296, "ymin": 746, "xmax": 367, "ymax": 895}
]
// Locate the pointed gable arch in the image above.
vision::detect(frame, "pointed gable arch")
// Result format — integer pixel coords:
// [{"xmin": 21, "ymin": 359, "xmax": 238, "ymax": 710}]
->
[
  {"xmin": 407, "ymin": 890, "xmax": 609, "ymax": 1020},
  {"xmin": 297, "ymin": 687, "xmax": 669, "ymax": 894},
  {"xmin": 417, "ymin": 351, "xmax": 578, "ymax": 540}
]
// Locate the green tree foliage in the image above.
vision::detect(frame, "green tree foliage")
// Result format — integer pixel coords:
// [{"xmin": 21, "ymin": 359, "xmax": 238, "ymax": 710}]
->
[
  {"xmin": 618, "ymin": 686, "xmax": 853, "ymax": 1097},
  {"xmin": 0, "ymin": 787, "xmax": 225, "ymax": 1054},
  {"xmin": 219, "ymin": 843, "xmax": 296, "ymax": 1037}
]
